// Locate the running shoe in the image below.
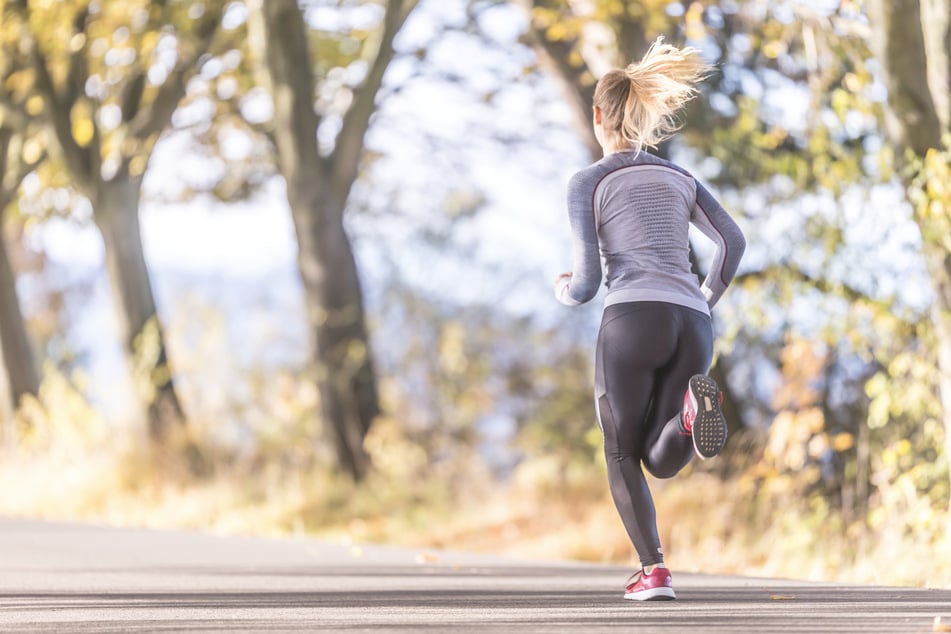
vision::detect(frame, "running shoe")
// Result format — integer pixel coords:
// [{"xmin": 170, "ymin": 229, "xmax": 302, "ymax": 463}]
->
[
  {"xmin": 682, "ymin": 374, "xmax": 727, "ymax": 459},
  {"xmin": 623, "ymin": 567, "xmax": 676, "ymax": 601}
]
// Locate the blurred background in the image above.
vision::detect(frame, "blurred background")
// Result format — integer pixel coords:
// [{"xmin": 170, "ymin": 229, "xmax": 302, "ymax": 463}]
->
[{"xmin": 1, "ymin": 0, "xmax": 949, "ymax": 587}]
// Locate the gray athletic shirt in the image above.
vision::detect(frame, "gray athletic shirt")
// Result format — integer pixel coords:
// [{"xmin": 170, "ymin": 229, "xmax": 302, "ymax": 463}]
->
[{"xmin": 555, "ymin": 150, "xmax": 746, "ymax": 315}]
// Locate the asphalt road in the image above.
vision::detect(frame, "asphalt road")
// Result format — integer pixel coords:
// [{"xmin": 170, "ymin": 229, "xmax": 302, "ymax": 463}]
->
[{"xmin": 0, "ymin": 518, "xmax": 949, "ymax": 633}]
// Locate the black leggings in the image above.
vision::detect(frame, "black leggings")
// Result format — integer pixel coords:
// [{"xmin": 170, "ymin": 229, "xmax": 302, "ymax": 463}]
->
[{"xmin": 595, "ymin": 301, "xmax": 713, "ymax": 567}]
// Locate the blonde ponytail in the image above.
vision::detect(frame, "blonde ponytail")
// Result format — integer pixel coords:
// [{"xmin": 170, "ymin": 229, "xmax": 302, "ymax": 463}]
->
[{"xmin": 595, "ymin": 37, "xmax": 712, "ymax": 155}]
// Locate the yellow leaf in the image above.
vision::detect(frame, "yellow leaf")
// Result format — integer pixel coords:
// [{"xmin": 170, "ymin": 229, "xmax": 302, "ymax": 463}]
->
[
  {"xmin": 763, "ymin": 40, "xmax": 785, "ymax": 59},
  {"xmin": 130, "ymin": 154, "xmax": 148, "ymax": 177},
  {"xmin": 26, "ymin": 95, "xmax": 44, "ymax": 116},
  {"xmin": 141, "ymin": 31, "xmax": 159, "ymax": 54},
  {"xmin": 831, "ymin": 433, "xmax": 854, "ymax": 452},
  {"xmin": 4, "ymin": 70, "xmax": 33, "ymax": 98},
  {"xmin": 803, "ymin": 407, "xmax": 825, "ymax": 433},
  {"xmin": 70, "ymin": 101, "xmax": 95, "ymax": 147},
  {"xmin": 546, "ymin": 22, "xmax": 569, "ymax": 41},
  {"xmin": 685, "ymin": 2, "xmax": 705, "ymax": 40},
  {"xmin": 71, "ymin": 118, "xmax": 94, "ymax": 147},
  {"xmin": 22, "ymin": 137, "xmax": 44, "ymax": 164},
  {"xmin": 807, "ymin": 432, "xmax": 829, "ymax": 459},
  {"xmin": 843, "ymin": 72, "xmax": 863, "ymax": 92}
]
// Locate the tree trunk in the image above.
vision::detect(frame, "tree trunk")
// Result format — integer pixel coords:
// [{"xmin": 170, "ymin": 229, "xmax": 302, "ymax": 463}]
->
[
  {"xmin": 0, "ymin": 121, "xmax": 42, "ymax": 417},
  {"xmin": 866, "ymin": 0, "xmax": 944, "ymax": 155},
  {"xmin": 94, "ymin": 177, "xmax": 184, "ymax": 439},
  {"xmin": 292, "ymin": 184, "xmax": 378, "ymax": 481},
  {"xmin": 530, "ymin": 31, "xmax": 601, "ymax": 159},
  {"xmin": 0, "ymin": 228, "xmax": 39, "ymax": 409},
  {"xmin": 252, "ymin": 0, "xmax": 383, "ymax": 481}
]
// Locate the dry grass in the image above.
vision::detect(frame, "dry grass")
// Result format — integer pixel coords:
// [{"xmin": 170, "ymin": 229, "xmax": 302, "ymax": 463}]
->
[
  {"xmin": 405, "ymin": 473, "xmax": 951, "ymax": 589},
  {"xmin": 1, "ymin": 415, "xmax": 948, "ymax": 589}
]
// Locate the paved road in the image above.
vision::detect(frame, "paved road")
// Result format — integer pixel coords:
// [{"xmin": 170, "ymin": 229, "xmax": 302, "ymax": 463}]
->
[{"xmin": 0, "ymin": 518, "xmax": 948, "ymax": 632}]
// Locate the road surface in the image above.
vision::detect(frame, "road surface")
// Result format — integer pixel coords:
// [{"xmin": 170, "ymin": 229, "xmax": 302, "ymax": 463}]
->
[{"xmin": 0, "ymin": 517, "xmax": 948, "ymax": 632}]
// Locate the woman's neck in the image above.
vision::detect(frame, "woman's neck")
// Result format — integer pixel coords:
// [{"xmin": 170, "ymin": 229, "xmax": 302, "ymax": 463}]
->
[
  {"xmin": 602, "ymin": 140, "xmax": 634, "ymax": 155},
  {"xmin": 605, "ymin": 145, "xmax": 633, "ymax": 156}
]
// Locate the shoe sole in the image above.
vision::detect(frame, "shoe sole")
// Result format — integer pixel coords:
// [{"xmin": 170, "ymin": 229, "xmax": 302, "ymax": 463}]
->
[
  {"xmin": 624, "ymin": 587, "xmax": 676, "ymax": 601},
  {"xmin": 689, "ymin": 374, "xmax": 727, "ymax": 460}
]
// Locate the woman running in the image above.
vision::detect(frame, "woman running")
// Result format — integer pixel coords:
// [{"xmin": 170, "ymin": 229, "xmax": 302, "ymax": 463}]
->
[{"xmin": 554, "ymin": 38, "xmax": 746, "ymax": 601}]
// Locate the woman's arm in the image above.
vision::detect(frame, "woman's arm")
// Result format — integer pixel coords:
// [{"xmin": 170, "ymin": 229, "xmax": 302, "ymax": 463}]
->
[
  {"xmin": 690, "ymin": 180, "xmax": 746, "ymax": 309},
  {"xmin": 555, "ymin": 169, "xmax": 603, "ymax": 306}
]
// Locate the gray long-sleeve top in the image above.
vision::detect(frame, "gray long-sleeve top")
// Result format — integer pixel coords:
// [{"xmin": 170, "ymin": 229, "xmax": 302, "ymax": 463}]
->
[{"xmin": 555, "ymin": 150, "xmax": 746, "ymax": 315}]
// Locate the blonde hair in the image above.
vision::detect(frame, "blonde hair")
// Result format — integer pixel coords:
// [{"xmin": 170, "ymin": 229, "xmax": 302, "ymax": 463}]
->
[{"xmin": 594, "ymin": 37, "xmax": 712, "ymax": 155}]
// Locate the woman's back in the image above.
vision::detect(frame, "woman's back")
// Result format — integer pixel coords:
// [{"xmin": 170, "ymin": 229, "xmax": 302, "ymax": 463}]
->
[
  {"xmin": 594, "ymin": 155, "xmax": 696, "ymax": 287},
  {"xmin": 563, "ymin": 150, "xmax": 743, "ymax": 316}
]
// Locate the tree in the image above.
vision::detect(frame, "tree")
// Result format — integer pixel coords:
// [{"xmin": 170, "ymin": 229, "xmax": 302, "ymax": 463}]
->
[
  {"xmin": 0, "ymin": 134, "xmax": 42, "ymax": 411},
  {"xmin": 0, "ymin": 38, "xmax": 43, "ymax": 411},
  {"xmin": 4, "ymin": 0, "xmax": 224, "ymax": 439},
  {"xmin": 247, "ymin": 0, "xmax": 417, "ymax": 481},
  {"xmin": 866, "ymin": 0, "xmax": 951, "ymax": 494}
]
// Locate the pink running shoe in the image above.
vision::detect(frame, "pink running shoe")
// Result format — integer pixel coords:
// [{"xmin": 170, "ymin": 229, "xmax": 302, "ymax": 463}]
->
[
  {"xmin": 682, "ymin": 374, "xmax": 727, "ymax": 460},
  {"xmin": 624, "ymin": 566, "xmax": 676, "ymax": 601}
]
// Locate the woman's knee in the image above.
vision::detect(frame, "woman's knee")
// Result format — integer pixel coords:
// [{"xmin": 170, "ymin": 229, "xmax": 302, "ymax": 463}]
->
[{"xmin": 642, "ymin": 458, "xmax": 684, "ymax": 480}]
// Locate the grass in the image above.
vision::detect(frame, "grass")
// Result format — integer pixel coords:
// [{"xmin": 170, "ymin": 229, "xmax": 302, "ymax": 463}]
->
[
  {"xmin": 1, "ymin": 411, "xmax": 948, "ymax": 590},
  {"xmin": 398, "ymin": 469, "xmax": 951, "ymax": 589}
]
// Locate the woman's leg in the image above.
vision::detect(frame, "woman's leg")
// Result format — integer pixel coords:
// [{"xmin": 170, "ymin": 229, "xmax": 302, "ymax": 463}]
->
[
  {"xmin": 642, "ymin": 306, "xmax": 714, "ymax": 479},
  {"xmin": 595, "ymin": 302, "xmax": 678, "ymax": 567}
]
